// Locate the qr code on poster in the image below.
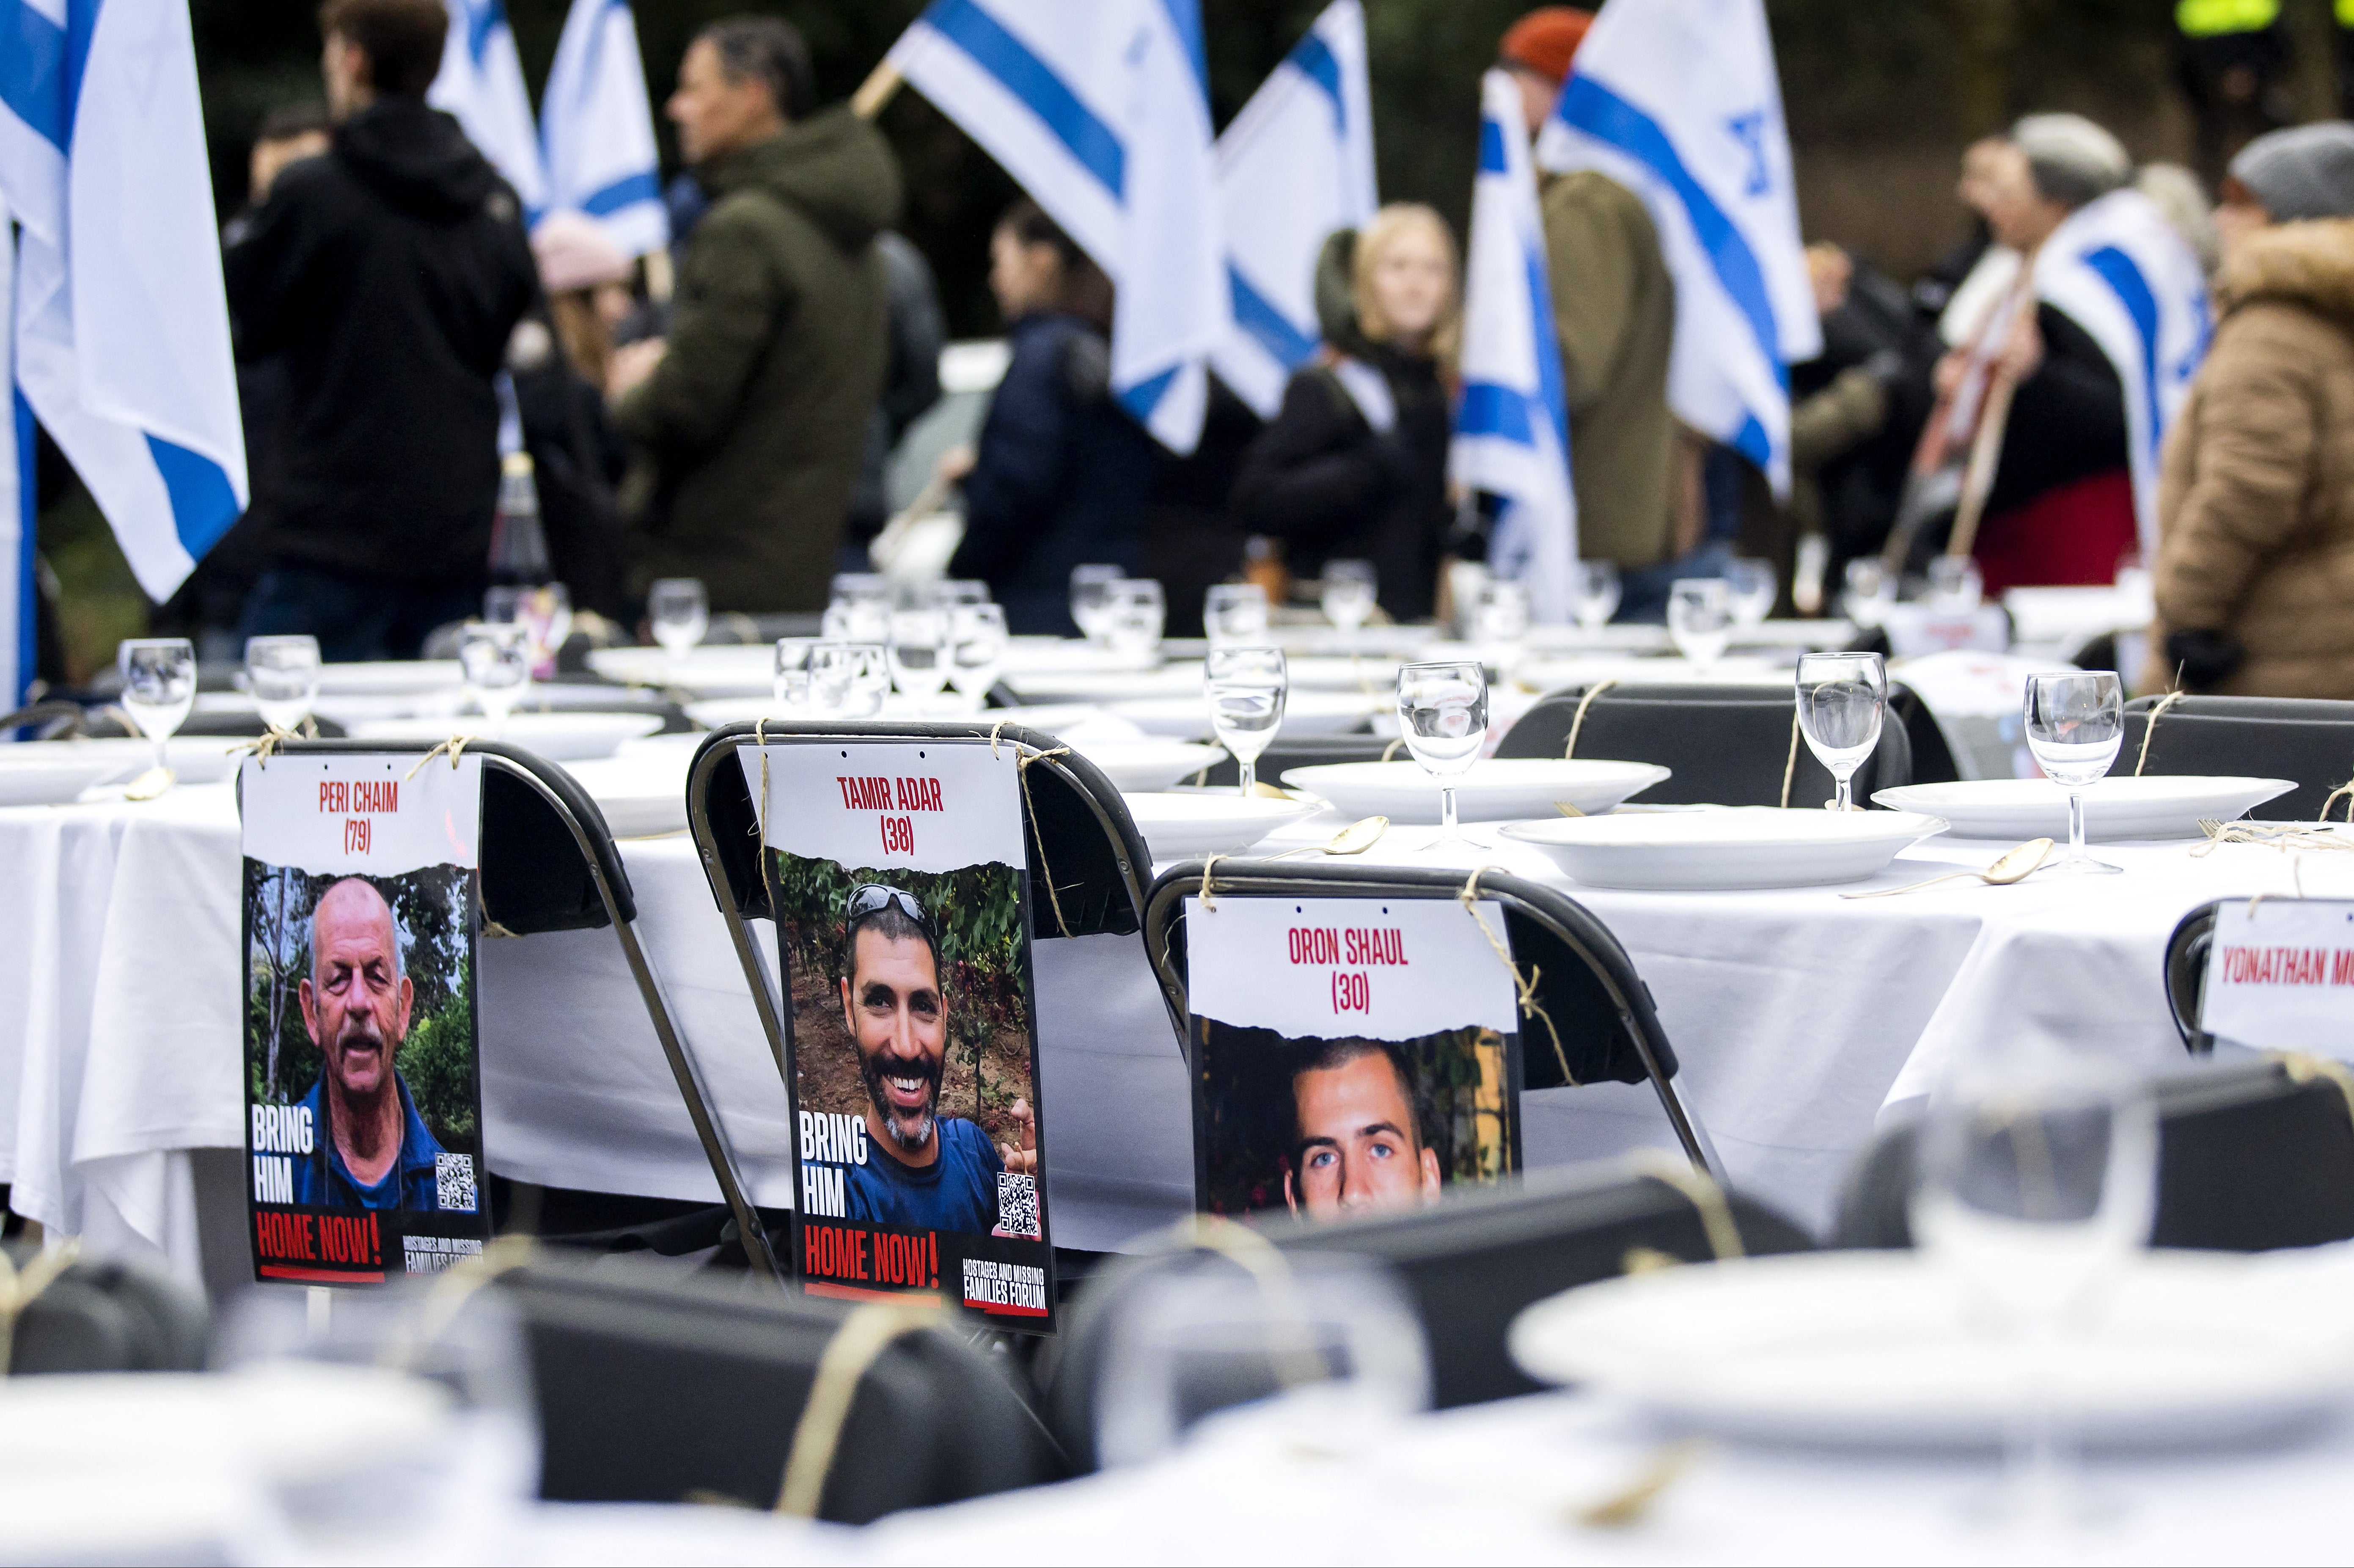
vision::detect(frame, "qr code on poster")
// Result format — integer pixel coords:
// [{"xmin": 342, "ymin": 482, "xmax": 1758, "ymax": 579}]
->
[
  {"xmin": 996, "ymin": 1172, "xmax": 1040, "ymax": 1238},
  {"xmin": 436, "ymin": 1152, "xmax": 478, "ymax": 1213}
]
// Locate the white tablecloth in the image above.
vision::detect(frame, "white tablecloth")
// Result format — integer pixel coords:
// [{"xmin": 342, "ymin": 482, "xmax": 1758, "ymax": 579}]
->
[{"xmin": 5, "ymin": 772, "xmax": 2345, "ymax": 1289}]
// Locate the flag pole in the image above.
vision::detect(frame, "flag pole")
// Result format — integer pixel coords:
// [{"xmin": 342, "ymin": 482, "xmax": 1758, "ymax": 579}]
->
[{"xmin": 852, "ymin": 60, "xmax": 904, "ymax": 120}]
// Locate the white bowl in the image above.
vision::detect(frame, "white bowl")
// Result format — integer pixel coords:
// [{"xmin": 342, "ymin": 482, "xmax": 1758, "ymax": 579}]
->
[
  {"xmin": 0, "ymin": 737, "xmax": 245, "ymax": 805},
  {"xmin": 1066, "ymin": 738, "xmax": 1226, "ymax": 792},
  {"xmin": 1872, "ymin": 775, "xmax": 2296, "ymax": 842},
  {"xmin": 344, "ymin": 711, "xmax": 663, "ymax": 762},
  {"xmin": 1121, "ymin": 791, "xmax": 1320, "ymax": 858},
  {"xmin": 312, "ymin": 660, "xmax": 463, "ymax": 696},
  {"xmin": 584, "ymin": 645, "xmax": 776, "ymax": 698},
  {"xmin": 1107, "ymin": 690, "xmax": 1382, "ymax": 739},
  {"xmin": 1499, "ymin": 807, "xmax": 1948, "ymax": 890},
  {"xmin": 1280, "ymin": 758, "xmax": 1671, "ymax": 825}
]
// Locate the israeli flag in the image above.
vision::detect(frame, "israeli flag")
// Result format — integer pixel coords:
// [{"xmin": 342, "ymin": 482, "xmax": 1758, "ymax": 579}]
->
[
  {"xmin": 430, "ymin": 0, "xmax": 549, "ymax": 221},
  {"xmin": 1537, "ymin": 0, "xmax": 1819, "ymax": 496},
  {"xmin": 886, "ymin": 0, "xmax": 1228, "ymax": 453},
  {"xmin": 0, "ymin": 0, "xmax": 248, "ymax": 627},
  {"xmin": 1453, "ymin": 72, "xmax": 1577, "ymax": 622},
  {"xmin": 541, "ymin": 0, "xmax": 668, "ymax": 258},
  {"xmin": 1210, "ymin": 0, "xmax": 1378, "ymax": 418},
  {"xmin": 2032, "ymin": 188, "xmax": 2210, "ymax": 558},
  {"xmin": 1, "ymin": 193, "xmax": 22, "ymax": 708}
]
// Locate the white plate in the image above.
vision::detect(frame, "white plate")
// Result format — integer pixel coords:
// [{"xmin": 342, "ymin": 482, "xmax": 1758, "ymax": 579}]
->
[
  {"xmin": 1508, "ymin": 1250, "xmax": 2354, "ymax": 1448},
  {"xmin": 0, "ymin": 737, "xmax": 244, "ymax": 805},
  {"xmin": 563, "ymin": 754, "xmax": 688, "ymax": 838},
  {"xmin": 1108, "ymin": 690, "xmax": 1383, "ymax": 739},
  {"xmin": 1872, "ymin": 775, "xmax": 2296, "ymax": 842},
  {"xmin": 344, "ymin": 711, "xmax": 663, "ymax": 761},
  {"xmin": 1499, "ymin": 807, "xmax": 1948, "ymax": 889},
  {"xmin": 1121, "ymin": 792, "xmax": 1320, "ymax": 858},
  {"xmin": 1281, "ymin": 655, "xmax": 1405, "ymax": 693},
  {"xmin": 1001, "ymin": 664, "xmax": 1209, "ymax": 704},
  {"xmin": 311, "ymin": 660, "xmax": 463, "ymax": 695},
  {"xmin": 1067, "ymin": 738, "xmax": 1226, "ymax": 792},
  {"xmin": 584, "ymin": 645, "xmax": 776, "ymax": 698},
  {"xmin": 1280, "ymin": 758, "xmax": 1671, "ymax": 825}
]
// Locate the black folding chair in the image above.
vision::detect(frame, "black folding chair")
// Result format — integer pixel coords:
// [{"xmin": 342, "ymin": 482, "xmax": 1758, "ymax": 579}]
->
[
  {"xmin": 246, "ymin": 739, "xmax": 783, "ymax": 1281},
  {"xmin": 1494, "ymin": 682, "xmax": 1916, "ymax": 806},
  {"xmin": 1141, "ymin": 860, "xmax": 1711, "ymax": 1169},
  {"xmin": 685, "ymin": 718, "xmax": 1163, "ymax": 1081},
  {"xmin": 2164, "ymin": 899, "xmax": 2228, "ymax": 1055},
  {"xmin": 495, "ymin": 1253, "xmax": 1062, "ymax": 1516},
  {"xmin": 2124, "ymin": 695, "xmax": 2354, "ymax": 821},
  {"xmin": 1830, "ymin": 1058, "xmax": 2354, "ymax": 1252},
  {"xmin": 6, "ymin": 1247, "xmax": 209, "ymax": 1374},
  {"xmin": 1035, "ymin": 1161, "xmax": 1812, "ymax": 1463}
]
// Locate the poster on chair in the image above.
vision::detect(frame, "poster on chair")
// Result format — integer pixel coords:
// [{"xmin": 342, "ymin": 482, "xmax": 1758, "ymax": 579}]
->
[
  {"xmin": 238, "ymin": 753, "xmax": 491, "ymax": 1285},
  {"xmin": 1185, "ymin": 894, "xmax": 1526, "ymax": 1224},
  {"xmin": 743, "ymin": 738, "xmax": 1058, "ymax": 1331}
]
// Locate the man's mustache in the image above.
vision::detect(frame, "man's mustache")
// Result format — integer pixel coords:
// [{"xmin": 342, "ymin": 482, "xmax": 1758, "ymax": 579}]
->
[{"xmin": 333, "ymin": 1019, "xmax": 390, "ymax": 1056}]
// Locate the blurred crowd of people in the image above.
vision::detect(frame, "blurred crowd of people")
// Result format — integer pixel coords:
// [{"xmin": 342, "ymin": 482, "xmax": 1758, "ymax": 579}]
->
[{"xmin": 130, "ymin": 0, "xmax": 2354, "ymax": 701}]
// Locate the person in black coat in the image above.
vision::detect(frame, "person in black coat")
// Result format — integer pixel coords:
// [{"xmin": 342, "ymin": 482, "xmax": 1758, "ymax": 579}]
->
[
  {"xmin": 226, "ymin": 0, "xmax": 537, "ymax": 660},
  {"xmin": 1231, "ymin": 205, "xmax": 1460, "ymax": 625},
  {"xmin": 942, "ymin": 200, "xmax": 1157, "ymax": 636}
]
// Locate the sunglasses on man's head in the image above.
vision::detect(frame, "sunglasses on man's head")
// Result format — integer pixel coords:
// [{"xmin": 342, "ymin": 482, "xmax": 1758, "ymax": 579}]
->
[{"xmin": 848, "ymin": 882, "xmax": 933, "ymax": 934}]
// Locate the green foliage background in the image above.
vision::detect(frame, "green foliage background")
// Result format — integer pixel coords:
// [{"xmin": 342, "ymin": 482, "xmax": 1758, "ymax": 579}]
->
[{"xmin": 243, "ymin": 861, "xmax": 482, "ymax": 1154}]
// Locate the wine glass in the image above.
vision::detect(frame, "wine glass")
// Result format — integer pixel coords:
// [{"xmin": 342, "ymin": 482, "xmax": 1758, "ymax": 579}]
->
[
  {"xmin": 1471, "ymin": 579, "xmax": 1531, "ymax": 654},
  {"xmin": 1726, "ymin": 557, "xmax": 1777, "ymax": 630},
  {"xmin": 1070, "ymin": 564, "xmax": 1123, "ymax": 644},
  {"xmin": 646, "ymin": 578, "xmax": 707, "ymax": 677},
  {"xmin": 825, "ymin": 574, "xmax": 892, "ymax": 645},
  {"xmin": 1570, "ymin": 560, "xmax": 1622, "ymax": 636},
  {"xmin": 1928, "ymin": 556, "xmax": 1984, "ymax": 615},
  {"xmin": 949, "ymin": 603, "xmax": 1009, "ymax": 711},
  {"xmin": 1103, "ymin": 579, "xmax": 1166, "ymax": 662},
  {"xmin": 1844, "ymin": 557, "xmax": 1895, "ymax": 628},
  {"xmin": 1094, "ymin": 1250, "xmax": 1430, "ymax": 1469},
  {"xmin": 2024, "ymin": 671, "xmax": 2125, "ymax": 876},
  {"xmin": 457, "ymin": 622, "xmax": 531, "ymax": 732},
  {"xmin": 245, "ymin": 635, "xmax": 322, "ymax": 737},
  {"xmin": 1795, "ymin": 652, "xmax": 1887, "ymax": 812},
  {"xmin": 118, "ymin": 638, "xmax": 197, "ymax": 782},
  {"xmin": 1666, "ymin": 579, "xmax": 1733, "ymax": 667},
  {"xmin": 1320, "ymin": 561, "xmax": 1377, "ymax": 638},
  {"xmin": 482, "ymin": 584, "xmax": 525, "ymax": 627},
  {"xmin": 773, "ymin": 638, "xmax": 814, "ymax": 712},
  {"xmin": 888, "ymin": 607, "xmax": 951, "ymax": 712},
  {"xmin": 808, "ymin": 642, "xmax": 888, "ymax": 719},
  {"xmin": 1205, "ymin": 645, "xmax": 1287, "ymax": 796},
  {"xmin": 1204, "ymin": 582, "xmax": 1270, "ymax": 648},
  {"xmin": 1912, "ymin": 1045, "xmax": 2156, "ymax": 1525},
  {"xmin": 929, "ymin": 579, "xmax": 991, "ymax": 610},
  {"xmin": 1397, "ymin": 660, "xmax": 1488, "ymax": 843}
]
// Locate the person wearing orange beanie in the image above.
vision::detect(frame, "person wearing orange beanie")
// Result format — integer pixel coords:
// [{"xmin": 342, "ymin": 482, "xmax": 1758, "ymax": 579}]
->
[{"xmin": 1498, "ymin": 6, "xmax": 1593, "ymax": 133}]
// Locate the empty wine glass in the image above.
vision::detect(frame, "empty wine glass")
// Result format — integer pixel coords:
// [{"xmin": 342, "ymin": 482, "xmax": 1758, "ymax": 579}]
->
[
  {"xmin": 2024, "ymin": 670, "xmax": 2124, "ymax": 876},
  {"xmin": 1666, "ymin": 579, "xmax": 1733, "ymax": 667},
  {"xmin": 245, "ymin": 635, "xmax": 322, "ymax": 737},
  {"xmin": 949, "ymin": 602, "xmax": 1009, "ymax": 711},
  {"xmin": 1570, "ymin": 559, "xmax": 1622, "ymax": 635},
  {"xmin": 1928, "ymin": 555, "xmax": 1984, "ymax": 615},
  {"xmin": 1071, "ymin": 563, "xmax": 1123, "ymax": 644},
  {"xmin": 888, "ymin": 607, "xmax": 951, "ymax": 711},
  {"xmin": 1397, "ymin": 660, "xmax": 1488, "ymax": 843},
  {"xmin": 1204, "ymin": 582, "xmax": 1270, "ymax": 648},
  {"xmin": 825, "ymin": 574, "xmax": 892, "ymax": 644},
  {"xmin": 118, "ymin": 638, "xmax": 197, "ymax": 781},
  {"xmin": 457, "ymin": 622, "xmax": 531, "ymax": 731},
  {"xmin": 1844, "ymin": 557, "xmax": 1895, "ymax": 628},
  {"xmin": 1320, "ymin": 561, "xmax": 1378, "ymax": 638},
  {"xmin": 808, "ymin": 642, "xmax": 888, "ymax": 719},
  {"xmin": 1471, "ymin": 579, "xmax": 1532, "ymax": 654},
  {"xmin": 773, "ymin": 638, "xmax": 815, "ymax": 711},
  {"xmin": 1912, "ymin": 1044, "xmax": 2156, "ymax": 1525},
  {"xmin": 1726, "ymin": 557, "xmax": 1777, "ymax": 629},
  {"xmin": 646, "ymin": 578, "xmax": 707, "ymax": 676},
  {"xmin": 1103, "ymin": 579, "xmax": 1166, "ymax": 662},
  {"xmin": 1795, "ymin": 651, "xmax": 1887, "ymax": 812},
  {"xmin": 1205, "ymin": 645, "xmax": 1287, "ymax": 796}
]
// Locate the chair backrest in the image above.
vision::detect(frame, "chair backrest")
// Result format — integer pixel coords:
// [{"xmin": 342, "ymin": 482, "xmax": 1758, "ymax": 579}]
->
[
  {"xmin": 1831, "ymin": 1059, "xmax": 2354, "ymax": 1252},
  {"xmin": 497, "ymin": 1255, "xmax": 1062, "ymax": 1517},
  {"xmin": 1037, "ymin": 1164, "xmax": 1813, "ymax": 1466},
  {"xmin": 1494, "ymin": 683, "xmax": 1914, "ymax": 806},
  {"xmin": 2124, "ymin": 695, "xmax": 2354, "ymax": 821},
  {"xmin": 2165, "ymin": 899, "xmax": 2226, "ymax": 1054},
  {"xmin": 7, "ymin": 1249, "xmax": 209, "ymax": 1374}
]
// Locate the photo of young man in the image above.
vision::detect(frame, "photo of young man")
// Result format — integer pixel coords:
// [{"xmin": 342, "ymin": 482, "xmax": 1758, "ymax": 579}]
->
[{"xmin": 1282, "ymin": 1037, "xmax": 1445, "ymax": 1222}]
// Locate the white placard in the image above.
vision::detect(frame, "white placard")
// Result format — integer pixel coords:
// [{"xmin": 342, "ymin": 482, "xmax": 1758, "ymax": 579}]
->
[
  {"xmin": 239, "ymin": 754, "xmax": 482, "ymax": 875},
  {"xmin": 1185, "ymin": 894, "xmax": 1522, "ymax": 1043},
  {"xmin": 2200, "ymin": 900, "xmax": 2354, "ymax": 1059},
  {"xmin": 739, "ymin": 740, "xmax": 1025, "ymax": 875}
]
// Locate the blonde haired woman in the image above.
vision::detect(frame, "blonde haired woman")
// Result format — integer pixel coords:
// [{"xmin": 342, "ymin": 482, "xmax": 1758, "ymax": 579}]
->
[{"xmin": 1232, "ymin": 203, "xmax": 1462, "ymax": 623}]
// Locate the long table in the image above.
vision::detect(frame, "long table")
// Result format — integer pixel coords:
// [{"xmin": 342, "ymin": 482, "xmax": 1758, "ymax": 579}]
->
[{"xmin": 3, "ymin": 757, "xmax": 2334, "ymax": 1293}]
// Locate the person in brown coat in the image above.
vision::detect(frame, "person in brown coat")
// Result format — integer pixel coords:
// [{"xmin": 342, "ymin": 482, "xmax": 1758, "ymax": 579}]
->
[{"xmin": 2148, "ymin": 124, "xmax": 2354, "ymax": 698}]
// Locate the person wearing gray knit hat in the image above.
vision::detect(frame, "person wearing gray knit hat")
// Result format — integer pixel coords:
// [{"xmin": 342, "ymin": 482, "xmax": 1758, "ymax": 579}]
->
[
  {"xmin": 2226, "ymin": 122, "xmax": 2354, "ymax": 223},
  {"xmin": 2010, "ymin": 112, "xmax": 2134, "ymax": 210}
]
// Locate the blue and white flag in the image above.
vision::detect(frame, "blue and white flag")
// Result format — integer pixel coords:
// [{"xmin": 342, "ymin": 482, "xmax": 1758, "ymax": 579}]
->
[
  {"xmin": 0, "ymin": 0, "xmax": 248, "ymax": 621},
  {"xmin": 541, "ymin": 0, "xmax": 667, "ymax": 258},
  {"xmin": 431, "ymin": 0, "xmax": 549, "ymax": 221},
  {"xmin": 1210, "ymin": 0, "xmax": 1378, "ymax": 418},
  {"xmin": 1, "ymin": 190, "xmax": 22, "ymax": 709},
  {"xmin": 2032, "ymin": 188, "xmax": 2210, "ymax": 558},
  {"xmin": 1453, "ymin": 71, "xmax": 1577, "ymax": 621},
  {"xmin": 886, "ymin": 0, "xmax": 1229, "ymax": 453},
  {"xmin": 1536, "ymin": 0, "xmax": 1819, "ymax": 497}
]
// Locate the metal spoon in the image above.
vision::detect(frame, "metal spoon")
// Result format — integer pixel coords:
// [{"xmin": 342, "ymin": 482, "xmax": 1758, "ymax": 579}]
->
[
  {"xmin": 1272, "ymin": 815, "xmax": 1390, "ymax": 859},
  {"xmin": 1841, "ymin": 837, "xmax": 2054, "ymax": 899}
]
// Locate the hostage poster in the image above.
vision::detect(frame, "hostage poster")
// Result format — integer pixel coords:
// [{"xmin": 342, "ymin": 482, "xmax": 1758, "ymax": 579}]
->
[
  {"xmin": 240, "ymin": 753, "xmax": 490, "ymax": 1283},
  {"xmin": 743, "ymin": 738, "xmax": 1056, "ymax": 1330},
  {"xmin": 1185, "ymin": 895, "xmax": 1526, "ymax": 1224}
]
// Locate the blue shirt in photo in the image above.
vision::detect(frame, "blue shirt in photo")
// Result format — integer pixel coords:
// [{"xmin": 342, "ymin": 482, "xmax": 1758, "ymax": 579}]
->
[{"xmin": 843, "ymin": 1116, "xmax": 1004, "ymax": 1233}]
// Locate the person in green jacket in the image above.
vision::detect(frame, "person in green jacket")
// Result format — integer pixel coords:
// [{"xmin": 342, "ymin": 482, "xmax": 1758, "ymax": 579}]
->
[{"xmin": 607, "ymin": 17, "xmax": 902, "ymax": 615}]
